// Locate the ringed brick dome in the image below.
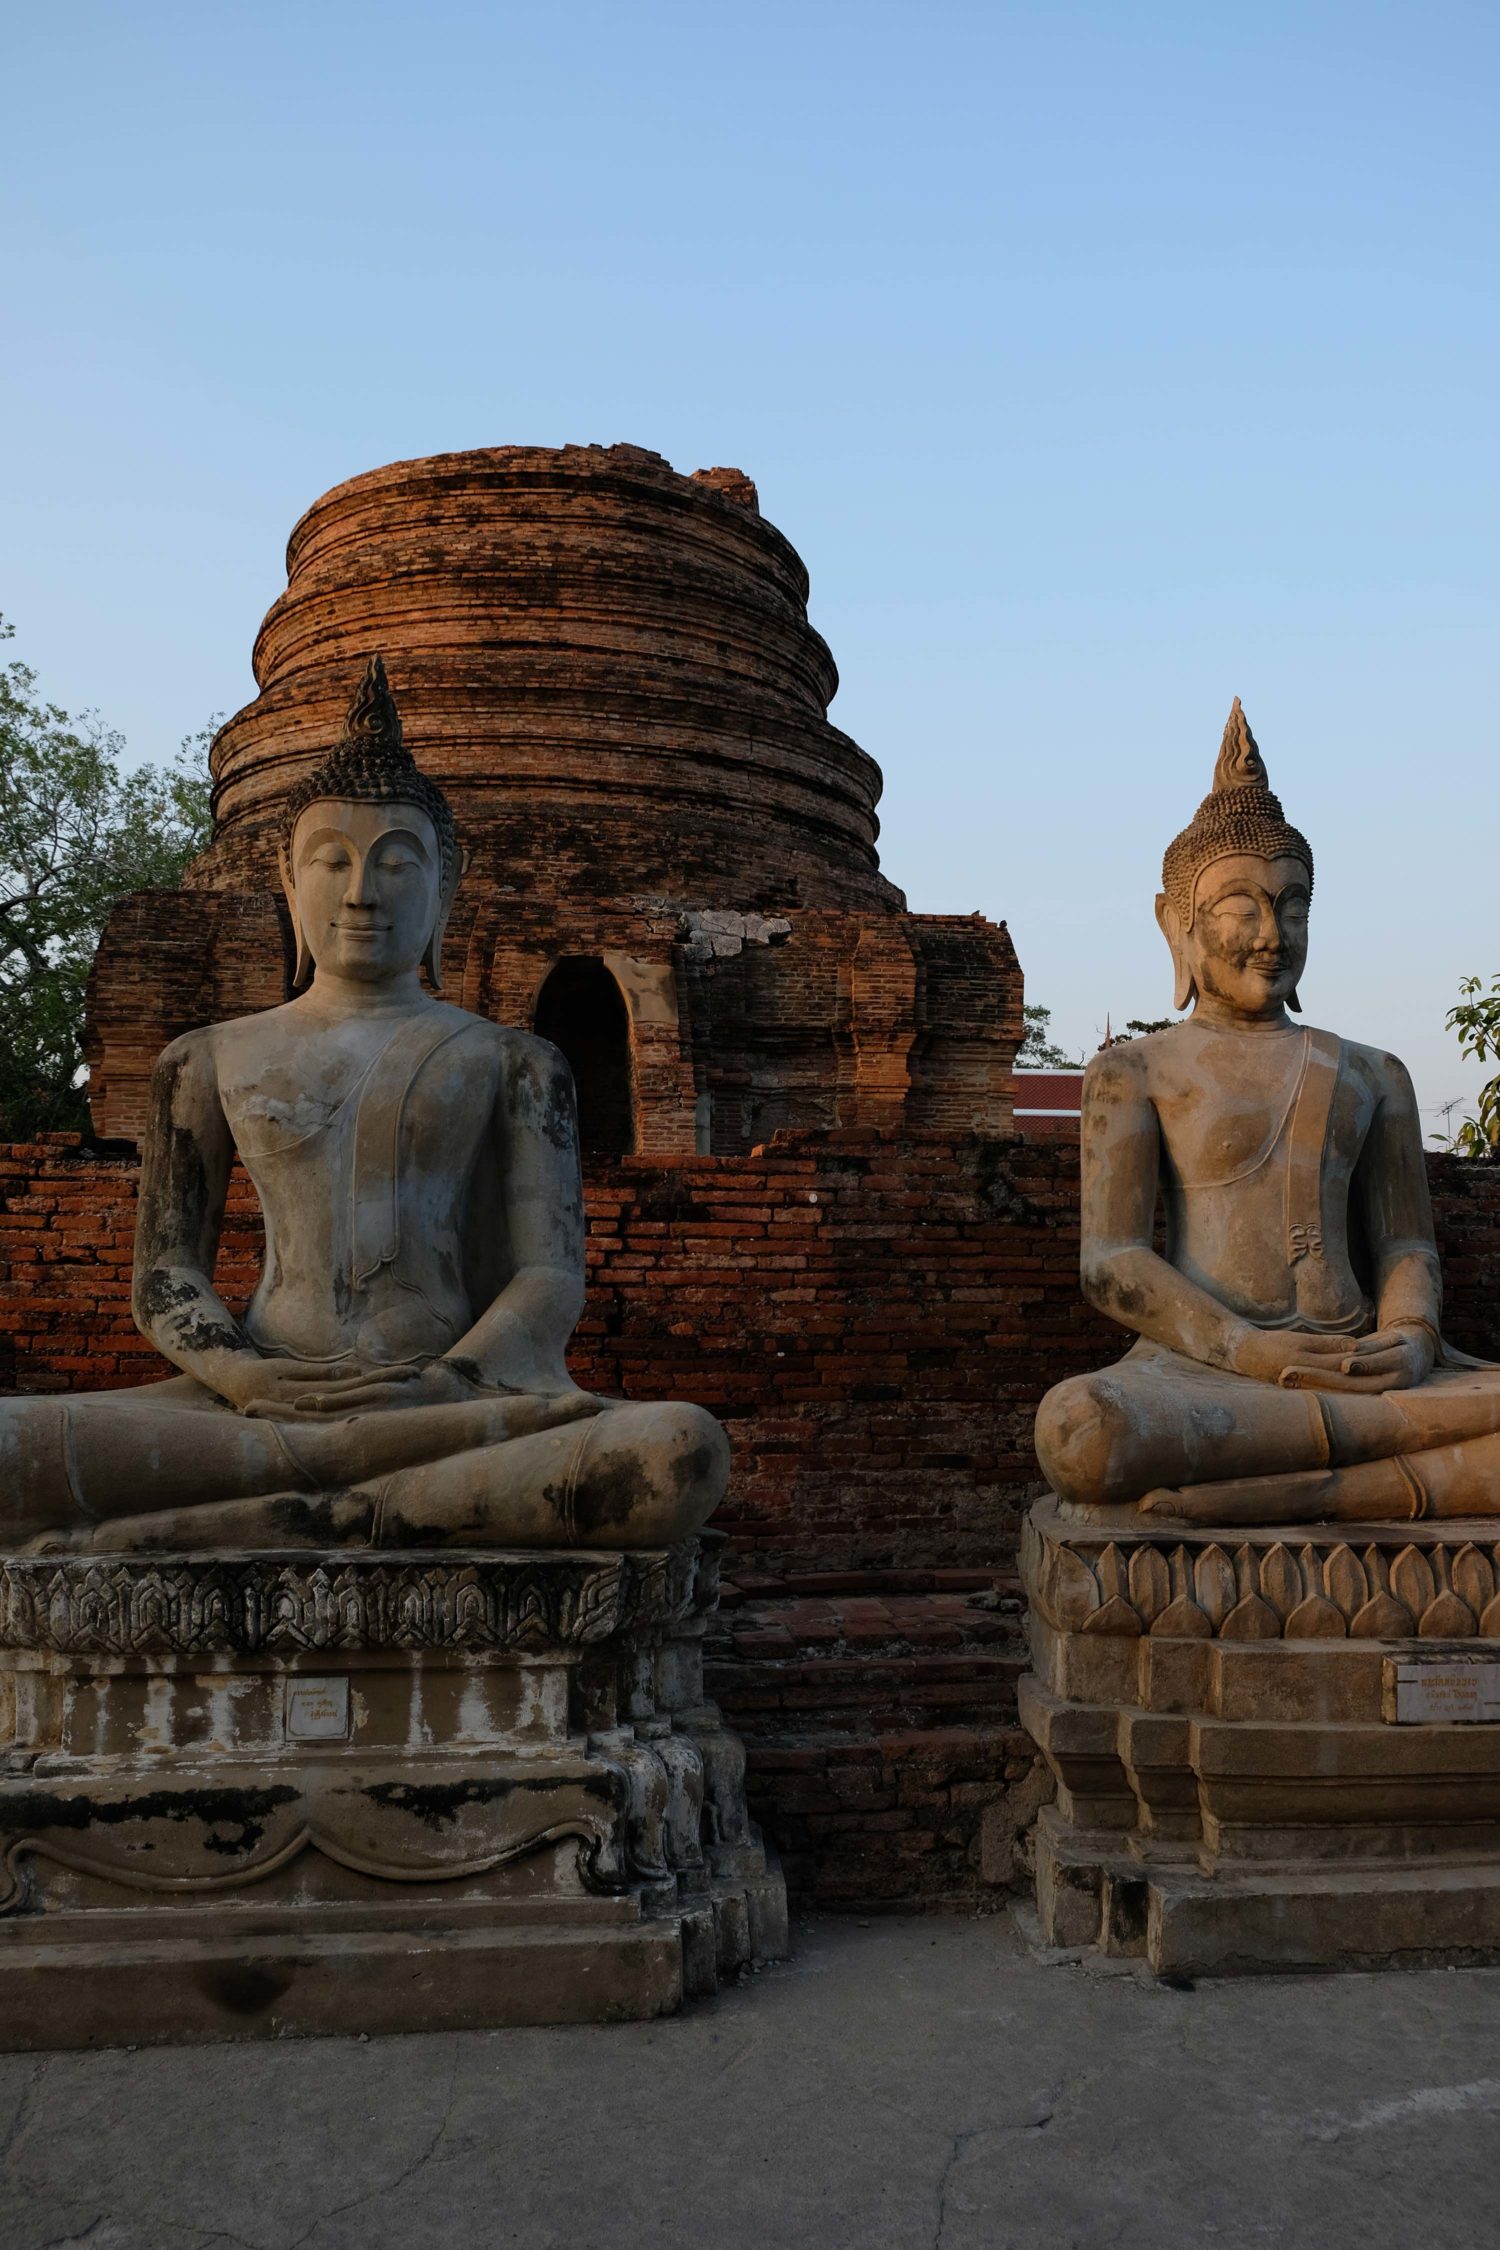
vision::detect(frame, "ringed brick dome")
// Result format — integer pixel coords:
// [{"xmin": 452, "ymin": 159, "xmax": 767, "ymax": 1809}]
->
[
  {"xmin": 198, "ymin": 443, "xmax": 902, "ymax": 914},
  {"xmin": 84, "ymin": 440, "xmax": 1019, "ymax": 1147}
]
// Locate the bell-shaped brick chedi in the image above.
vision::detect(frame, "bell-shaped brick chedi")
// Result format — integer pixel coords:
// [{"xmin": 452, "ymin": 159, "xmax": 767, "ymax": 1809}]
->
[
  {"xmin": 206, "ymin": 444, "xmax": 898, "ymax": 909},
  {"xmin": 85, "ymin": 444, "xmax": 1021, "ymax": 1151}
]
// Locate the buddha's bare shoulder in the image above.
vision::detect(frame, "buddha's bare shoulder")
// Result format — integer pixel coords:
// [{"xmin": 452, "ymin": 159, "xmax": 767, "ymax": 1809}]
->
[
  {"xmin": 1081, "ymin": 1023, "xmax": 1189, "ymax": 1104},
  {"xmin": 147, "ymin": 1020, "xmax": 223, "ymax": 1086},
  {"xmin": 152, "ymin": 1001, "xmax": 306, "ymax": 1078},
  {"xmin": 417, "ymin": 1000, "xmax": 511, "ymax": 1052},
  {"xmin": 1336, "ymin": 1032, "xmax": 1418, "ymax": 1107},
  {"xmin": 493, "ymin": 1023, "xmax": 573, "ymax": 1091}
]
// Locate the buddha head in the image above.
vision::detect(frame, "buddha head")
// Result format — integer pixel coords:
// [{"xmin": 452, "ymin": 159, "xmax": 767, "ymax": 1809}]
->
[
  {"xmin": 1156, "ymin": 700, "xmax": 1314, "ymax": 1019},
  {"xmin": 279, "ymin": 657, "xmax": 466, "ymax": 992}
]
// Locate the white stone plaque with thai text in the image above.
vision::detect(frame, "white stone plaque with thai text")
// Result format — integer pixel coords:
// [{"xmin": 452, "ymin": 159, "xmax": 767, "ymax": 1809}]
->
[{"xmin": 285, "ymin": 1676, "xmax": 352, "ymax": 1740}]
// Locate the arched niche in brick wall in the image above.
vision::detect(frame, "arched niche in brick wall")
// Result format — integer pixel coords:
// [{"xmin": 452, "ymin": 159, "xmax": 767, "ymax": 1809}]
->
[{"xmin": 534, "ymin": 957, "xmax": 637, "ymax": 1157}]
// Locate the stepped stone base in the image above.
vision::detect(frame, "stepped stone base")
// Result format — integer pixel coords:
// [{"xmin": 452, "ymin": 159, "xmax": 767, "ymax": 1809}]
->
[
  {"xmin": 1021, "ymin": 1496, "xmax": 1500, "ymax": 1975},
  {"xmin": 0, "ymin": 1536, "xmax": 786, "ymax": 2048}
]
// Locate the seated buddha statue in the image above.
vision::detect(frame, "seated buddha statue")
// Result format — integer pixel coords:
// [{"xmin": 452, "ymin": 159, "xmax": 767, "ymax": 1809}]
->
[
  {"xmin": 0, "ymin": 659, "xmax": 729, "ymax": 1554},
  {"xmin": 1035, "ymin": 701, "xmax": 1500, "ymax": 1526}
]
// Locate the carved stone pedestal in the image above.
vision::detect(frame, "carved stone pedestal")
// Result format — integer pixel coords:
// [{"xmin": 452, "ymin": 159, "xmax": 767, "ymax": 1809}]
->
[
  {"xmin": 0, "ymin": 1534, "xmax": 785, "ymax": 2048},
  {"xmin": 1022, "ymin": 1497, "xmax": 1500, "ymax": 1975}
]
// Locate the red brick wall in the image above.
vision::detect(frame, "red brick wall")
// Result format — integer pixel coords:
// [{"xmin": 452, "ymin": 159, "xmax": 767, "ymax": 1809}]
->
[
  {"xmin": 573, "ymin": 1134, "xmax": 1116, "ymax": 1574},
  {"xmin": 5, "ymin": 1134, "xmax": 1500, "ymax": 1908}
]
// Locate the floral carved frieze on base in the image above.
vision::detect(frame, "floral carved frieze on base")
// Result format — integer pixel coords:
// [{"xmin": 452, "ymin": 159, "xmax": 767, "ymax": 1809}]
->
[
  {"xmin": 1026, "ymin": 1504, "xmax": 1500, "ymax": 1643},
  {"xmin": 0, "ymin": 1545, "xmax": 701, "ymax": 1659}
]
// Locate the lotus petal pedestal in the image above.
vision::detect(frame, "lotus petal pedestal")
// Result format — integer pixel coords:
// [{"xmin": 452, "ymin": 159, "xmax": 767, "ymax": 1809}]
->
[
  {"xmin": 1022, "ymin": 1497, "xmax": 1500, "ymax": 1976},
  {"xmin": 0, "ymin": 1534, "xmax": 785, "ymax": 2048}
]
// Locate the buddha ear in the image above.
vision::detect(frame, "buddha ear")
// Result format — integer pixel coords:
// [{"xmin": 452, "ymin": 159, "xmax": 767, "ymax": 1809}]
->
[
  {"xmin": 1155, "ymin": 892, "xmax": 1196, "ymax": 1013},
  {"xmin": 278, "ymin": 845, "xmax": 313, "ymax": 993},
  {"xmin": 1287, "ymin": 987, "xmax": 1303, "ymax": 1014},
  {"xmin": 422, "ymin": 846, "xmax": 469, "ymax": 994}
]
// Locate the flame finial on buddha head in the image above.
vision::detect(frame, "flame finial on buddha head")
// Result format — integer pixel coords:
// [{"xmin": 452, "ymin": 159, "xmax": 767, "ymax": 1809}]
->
[{"xmin": 1161, "ymin": 699, "xmax": 1313, "ymax": 930}]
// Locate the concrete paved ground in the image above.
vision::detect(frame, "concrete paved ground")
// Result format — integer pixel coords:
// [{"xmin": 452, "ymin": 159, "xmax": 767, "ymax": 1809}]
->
[{"xmin": 3, "ymin": 1914, "xmax": 1499, "ymax": 2250}]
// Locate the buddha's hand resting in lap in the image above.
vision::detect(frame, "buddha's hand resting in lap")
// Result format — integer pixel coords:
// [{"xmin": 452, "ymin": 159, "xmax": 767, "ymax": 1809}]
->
[
  {"xmin": 275, "ymin": 1358, "xmax": 590, "ymax": 1418},
  {"xmin": 278, "ymin": 1360, "xmax": 486, "ymax": 1417},
  {"xmin": 1228, "ymin": 1323, "xmax": 1436, "ymax": 1395},
  {"xmin": 215, "ymin": 1356, "xmax": 517, "ymax": 1420},
  {"xmin": 211, "ymin": 1356, "xmax": 379, "ymax": 1419}
]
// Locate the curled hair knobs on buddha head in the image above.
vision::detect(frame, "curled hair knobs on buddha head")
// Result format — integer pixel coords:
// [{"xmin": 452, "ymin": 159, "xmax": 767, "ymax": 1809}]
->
[{"xmin": 280, "ymin": 655, "xmax": 465, "ymax": 990}]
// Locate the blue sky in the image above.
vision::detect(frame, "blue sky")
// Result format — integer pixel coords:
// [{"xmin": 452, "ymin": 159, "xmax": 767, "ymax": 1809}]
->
[{"xmin": 3, "ymin": 1, "xmax": 1495, "ymax": 1126}]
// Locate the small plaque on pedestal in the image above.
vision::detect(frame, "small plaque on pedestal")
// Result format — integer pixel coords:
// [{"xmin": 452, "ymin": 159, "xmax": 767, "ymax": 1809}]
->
[
  {"xmin": 1387, "ymin": 1655, "xmax": 1500, "ymax": 1726},
  {"xmin": 285, "ymin": 1677, "xmax": 351, "ymax": 1740}
]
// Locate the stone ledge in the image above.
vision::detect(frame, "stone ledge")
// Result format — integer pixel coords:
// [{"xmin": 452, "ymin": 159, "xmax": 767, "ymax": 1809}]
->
[
  {"xmin": 0, "ymin": 1544, "xmax": 707, "ymax": 1659},
  {"xmin": 1035, "ymin": 1813, "xmax": 1500, "ymax": 1976},
  {"xmin": 0, "ymin": 1918, "xmax": 685, "ymax": 2047}
]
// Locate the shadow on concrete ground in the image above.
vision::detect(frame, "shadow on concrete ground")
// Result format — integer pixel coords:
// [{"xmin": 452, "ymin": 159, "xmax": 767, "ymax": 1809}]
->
[{"xmin": 2, "ymin": 1914, "xmax": 1499, "ymax": 2250}]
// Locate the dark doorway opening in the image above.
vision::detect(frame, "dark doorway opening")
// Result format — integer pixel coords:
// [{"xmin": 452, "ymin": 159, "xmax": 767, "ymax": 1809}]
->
[{"xmin": 534, "ymin": 957, "xmax": 636, "ymax": 1157}]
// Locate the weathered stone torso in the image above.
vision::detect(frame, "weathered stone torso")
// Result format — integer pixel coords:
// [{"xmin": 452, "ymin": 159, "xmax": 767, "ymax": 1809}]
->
[
  {"xmin": 1142, "ymin": 1020, "xmax": 1388, "ymax": 1332},
  {"xmin": 213, "ymin": 1000, "xmax": 509, "ymax": 1366}
]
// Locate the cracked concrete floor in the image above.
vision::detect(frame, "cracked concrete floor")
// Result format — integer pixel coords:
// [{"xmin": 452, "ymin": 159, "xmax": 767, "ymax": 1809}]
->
[{"xmin": 3, "ymin": 1915, "xmax": 1500, "ymax": 2250}]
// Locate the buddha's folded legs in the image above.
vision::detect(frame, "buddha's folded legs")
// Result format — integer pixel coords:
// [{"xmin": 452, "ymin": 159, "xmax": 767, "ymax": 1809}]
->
[
  {"xmin": 1036, "ymin": 1343, "xmax": 1500, "ymax": 1513},
  {"xmin": 9, "ymin": 1389, "xmax": 729, "ymax": 1554},
  {"xmin": 1143, "ymin": 1432, "xmax": 1500, "ymax": 1525},
  {"xmin": 0, "ymin": 1379, "xmax": 604, "ymax": 1550},
  {"xmin": 1, "ymin": 1381, "xmax": 301, "ymax": 1548},
  {"xmin": 362, "ymin": 1400, "xmax": 731, "ymax": 1549}
]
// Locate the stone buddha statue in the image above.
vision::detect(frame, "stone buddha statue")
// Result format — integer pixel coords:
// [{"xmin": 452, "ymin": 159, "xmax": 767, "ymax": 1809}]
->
[
  {"xmin": 1035, "ymin": 700, "xmax": 1500, "ymax": 1526},
  {"xmin": 0, "ymin": 658, "xmax": 729, "ymax": 1554}
]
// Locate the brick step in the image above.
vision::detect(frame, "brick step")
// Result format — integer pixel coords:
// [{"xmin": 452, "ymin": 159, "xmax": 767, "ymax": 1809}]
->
[
  {"xmin": 735, "ymin": 1723, "xmax": 1039, "ymax": 1910},
  {"xmin": 703, "ymin": 1584, "xmax": 1039, "ymax": 1907}
]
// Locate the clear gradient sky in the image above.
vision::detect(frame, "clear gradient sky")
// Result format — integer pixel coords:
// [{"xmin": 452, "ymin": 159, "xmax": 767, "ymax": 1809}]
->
[{"xmin": 3, "ymin": 2, "xmax": 1496, "ymax": 1127}]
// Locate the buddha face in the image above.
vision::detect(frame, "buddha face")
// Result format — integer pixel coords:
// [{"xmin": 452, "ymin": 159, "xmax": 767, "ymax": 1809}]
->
[
  {"xmin": 1158, "ymin": 851, "xmax": 1311, "ymax": 1019},
  {"xmin": 287, "ymin": 797, "xmax": 444, "ymax": 986}
]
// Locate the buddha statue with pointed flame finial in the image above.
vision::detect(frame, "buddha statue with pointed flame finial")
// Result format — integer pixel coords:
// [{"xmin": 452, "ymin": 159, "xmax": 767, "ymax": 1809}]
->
[
  {"xmin": 0, "ymin": 658, "xmax": 729, "ymax": 1554},
  {"xmin": 1034, "ymin": 700, "xmax": 1500, "ymax": 1526}
]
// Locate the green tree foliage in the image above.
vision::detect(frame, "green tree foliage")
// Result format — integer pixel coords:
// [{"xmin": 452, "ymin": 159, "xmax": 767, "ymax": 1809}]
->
[
  {"xmin": 0, "ymin": 618, "xmax": 214, "ymax": 1137},
  {"xmin": 1108, "ymin": 1017, "xmax": 1175, "ymax": 1043},
  {"xmin": 1017, "ymin": 1003, "xmax": 1079, "ymax": 1068},
  {"xmin": 1441, "ymin": 975, "xmax": 1500, "ymax": 1159}
]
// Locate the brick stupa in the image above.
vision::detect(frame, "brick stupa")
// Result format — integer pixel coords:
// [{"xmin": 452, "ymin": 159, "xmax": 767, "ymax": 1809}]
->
[{"xmin": 84, "ymin": 444, "xmax": 1021, "ymax": 1153}]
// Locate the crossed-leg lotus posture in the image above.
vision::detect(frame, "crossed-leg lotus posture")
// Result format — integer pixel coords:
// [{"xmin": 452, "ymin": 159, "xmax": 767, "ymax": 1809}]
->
[
  {"xmin": 1034, "ymin": 700, "xmax": 1500, "ymax": 1526},
  {"xmin": 0, "ymin": 659, "xmax": 728, "ymax": 1554}
]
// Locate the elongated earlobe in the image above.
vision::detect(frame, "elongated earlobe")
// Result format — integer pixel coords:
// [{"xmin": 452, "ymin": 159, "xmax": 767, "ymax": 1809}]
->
[
  {"xmin": 422, "ymin": 848, "xmax": 469, "ymax": 994},
  {"xmin": 1155, "ymin": 892, "xmax": 1197, "ymax": 1014},
  {"xmin": 1287, "ymin": 987, "xmax": 1303, "ymax": 1014},
  {"xmin": 278, "ymin": 847, "xmax": 313, "ymax": 992}
]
